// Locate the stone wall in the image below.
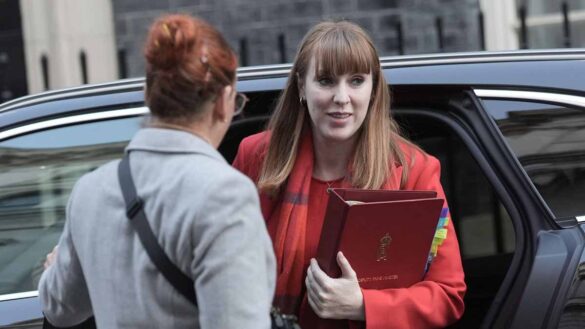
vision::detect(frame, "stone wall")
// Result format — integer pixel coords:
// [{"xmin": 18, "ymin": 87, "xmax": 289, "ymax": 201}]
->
[
  {"xmin": 113, "ymin": 0, "xmax": 481, "ymax": 77},
  {"xmin": 0, "ymin": 0, "xmax": 27, "ymax": 102}
]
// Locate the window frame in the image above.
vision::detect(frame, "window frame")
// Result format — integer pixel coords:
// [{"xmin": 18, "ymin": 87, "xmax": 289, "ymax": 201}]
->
[{"xmin": 474, "ymin": 88, "xmax": 585, "ymax": 224}]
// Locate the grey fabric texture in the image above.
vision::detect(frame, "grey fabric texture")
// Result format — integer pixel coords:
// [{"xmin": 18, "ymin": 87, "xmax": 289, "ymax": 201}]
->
[{"xmin": 39, "ymin": 128, "xmax": 276, "ymax": 329}]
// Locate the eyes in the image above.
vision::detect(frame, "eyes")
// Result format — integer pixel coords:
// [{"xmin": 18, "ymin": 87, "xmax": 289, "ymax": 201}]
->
[
  {"xmin": 317, "ymin": 77, "xmax": 334, "ymax": 86},
  {"xmin": 316, "ymin": 75, "xmax": 367, "ymax": 87},
  {"xmin": 350, "ymin": 76, "xmax": 365, "ymax": 86}
]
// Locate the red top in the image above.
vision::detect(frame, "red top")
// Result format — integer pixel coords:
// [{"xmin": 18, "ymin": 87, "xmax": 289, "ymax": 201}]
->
[{"xmin": 233, "ymin": 132, "xmax": 466, "ymax": 329}]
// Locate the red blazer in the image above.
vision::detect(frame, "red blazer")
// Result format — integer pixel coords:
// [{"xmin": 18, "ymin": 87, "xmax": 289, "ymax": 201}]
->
[{"xmin": 233, "ymin": 132, "xmax": 466, "ymax": 329}]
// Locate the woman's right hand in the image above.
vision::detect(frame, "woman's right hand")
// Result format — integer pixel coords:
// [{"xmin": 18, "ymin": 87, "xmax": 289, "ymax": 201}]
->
[{"xmin": 305, "ymin": 252, "xmax": 365, "ymax": 320}]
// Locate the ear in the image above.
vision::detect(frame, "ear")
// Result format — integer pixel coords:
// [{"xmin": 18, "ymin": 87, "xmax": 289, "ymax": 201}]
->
[{"xmin": 214, "ymin": 84, "xmax": 233, "ymax": 122}]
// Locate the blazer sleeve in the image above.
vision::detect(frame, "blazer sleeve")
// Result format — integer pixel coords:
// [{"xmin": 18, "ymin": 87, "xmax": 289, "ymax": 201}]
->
[
  {"xmin": 232, "ymin": 137, "xmax": 250, "ymax": 176},
  {"xmin": 359, "ymin": 154, "xmax": 466, "ymax": 329},
  {"xmin": 232, "ymin": 132, "xmax": 267, "ymax": 182}
]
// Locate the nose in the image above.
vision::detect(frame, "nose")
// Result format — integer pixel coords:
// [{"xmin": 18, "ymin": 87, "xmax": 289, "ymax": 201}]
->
[{"xmin": 333, "ymin": 84, "xmax": 350, "ymax": 106}]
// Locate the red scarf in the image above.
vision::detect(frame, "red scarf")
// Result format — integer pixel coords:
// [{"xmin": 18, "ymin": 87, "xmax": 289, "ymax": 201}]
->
[{"xmin": 266, "ymin": 128, "xmax": 315, "ymax": 314}]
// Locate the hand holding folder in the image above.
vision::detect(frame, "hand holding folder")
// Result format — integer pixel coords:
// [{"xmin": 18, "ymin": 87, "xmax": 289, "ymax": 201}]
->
[{"xmin": 316, "ymin": 188, "xmax": 444, "ymax": 289}]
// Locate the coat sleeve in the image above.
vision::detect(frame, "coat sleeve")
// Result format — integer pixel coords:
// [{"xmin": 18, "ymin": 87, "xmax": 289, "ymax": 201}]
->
[
  {"xmin": 232, "ymin": 132, "xmax": 267, "ymax": 182},
  {"xmin": 190, "ymin": 170, "xmax": 276, "ymax": 329},
  {"xmin": 38, "ymin": 182, "xmax": 93, "ymax": 327},
  {"xmin": 359, "ymin": 154, "xmax": 466, "ymax": 329},
  {"xmin": 232, "ymin": 137, "xmax": 249, "ymax": 175}
]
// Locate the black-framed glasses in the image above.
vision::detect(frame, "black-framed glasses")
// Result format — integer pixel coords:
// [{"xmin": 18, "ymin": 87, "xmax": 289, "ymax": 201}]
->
[{"xmin": 234, "ymin": 93, "xmax": 249, "ymax": 116}]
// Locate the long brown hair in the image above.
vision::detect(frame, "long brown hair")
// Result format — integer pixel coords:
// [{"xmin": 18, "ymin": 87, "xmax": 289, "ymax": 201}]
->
[{"xmin": 258, "ymin": 20, "xmax": 413, "ymax": 193}]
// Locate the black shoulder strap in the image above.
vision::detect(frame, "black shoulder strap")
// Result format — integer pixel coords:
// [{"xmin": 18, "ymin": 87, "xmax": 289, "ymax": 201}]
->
[{"xmin": 117, "ymin": 154, "xmax": 197, "ymax": 306}]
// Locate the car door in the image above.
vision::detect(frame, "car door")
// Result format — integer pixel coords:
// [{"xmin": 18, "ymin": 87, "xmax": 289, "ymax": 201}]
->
[
  {"xmin": 386, "ymin": 83, "xmax": 585, "ymax": 329},
  {"xmin": 473, "ymin": 88, "xmax": 585, "ymax": 329},
  {"xmin": 0, "ymin": 94, "xmax": 147, "ymax": 327}
]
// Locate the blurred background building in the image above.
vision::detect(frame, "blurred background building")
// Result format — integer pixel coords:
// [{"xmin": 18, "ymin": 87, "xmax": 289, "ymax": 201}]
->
[
  {"xmin": 1, "ymin": 0, "xmax": 584, "ymax": 102},
  {"xmin": 0, "ymin": 0, "xmax": 27, "ymax": 103}
]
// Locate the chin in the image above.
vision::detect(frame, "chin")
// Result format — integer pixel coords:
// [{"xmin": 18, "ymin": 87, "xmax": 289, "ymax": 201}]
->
[{"xmin": 322, "ymin": 130, "xmax": 359, "ymax": 143}]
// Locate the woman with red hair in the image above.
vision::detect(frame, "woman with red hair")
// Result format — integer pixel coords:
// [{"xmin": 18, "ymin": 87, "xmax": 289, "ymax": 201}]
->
[{"xmin": 39, "ymin": 14, "xmax": 275, "ymax": 329}]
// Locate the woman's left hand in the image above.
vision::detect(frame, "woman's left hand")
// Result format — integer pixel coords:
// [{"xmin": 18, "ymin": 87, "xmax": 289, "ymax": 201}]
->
[
  {"xmin": 43, "ymin": 245, "xmax": 58, "ymax": 270},
  {"xmin": 305, "ymin": 251, "xmax": 365, "ymax": 320}
]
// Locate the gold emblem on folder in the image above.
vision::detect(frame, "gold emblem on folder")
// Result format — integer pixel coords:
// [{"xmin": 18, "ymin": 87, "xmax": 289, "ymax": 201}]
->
[{"xmin": 376, "ymin": 233, "xmax": 392, "ymax": 261}]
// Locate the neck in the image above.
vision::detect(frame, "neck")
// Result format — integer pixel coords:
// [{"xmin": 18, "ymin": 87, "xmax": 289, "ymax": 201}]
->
[
  {"xmin": 312, "ymin": 132, "xmax": 358, "ymax": 181},
  {"xmin": 149, "ymin": 119, "xmax": 213, "ymax": 146}
]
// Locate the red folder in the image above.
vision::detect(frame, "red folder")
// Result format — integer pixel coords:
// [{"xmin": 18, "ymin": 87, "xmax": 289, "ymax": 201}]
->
[{"xmin": 316, "ymin": 188, "xmax": 444, "ymax": 289}]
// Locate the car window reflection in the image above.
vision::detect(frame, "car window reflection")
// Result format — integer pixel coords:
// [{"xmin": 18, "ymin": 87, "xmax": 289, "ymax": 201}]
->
[
  {"xmin": 483, "ymin": 99, "xmax": 585, "ymax": 219},
  {"xmin": 0, "ymin": 116, "xmax": 142, "ymax": 295}
]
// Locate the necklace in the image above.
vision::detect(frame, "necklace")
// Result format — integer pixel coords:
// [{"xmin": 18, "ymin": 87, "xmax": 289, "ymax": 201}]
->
[
  {"xmin": 324, "ymin": 181, "xmax": 333, "ymax": 193},
  {"xmin": 321, "ymin": 176, "xmax": 344, "ymax": 193}
]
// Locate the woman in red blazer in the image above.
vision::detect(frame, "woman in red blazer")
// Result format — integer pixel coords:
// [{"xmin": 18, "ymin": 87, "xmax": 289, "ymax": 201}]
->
[{"xmin": 233, "ymin": 20, "xmax": 466, "ymax": 329}]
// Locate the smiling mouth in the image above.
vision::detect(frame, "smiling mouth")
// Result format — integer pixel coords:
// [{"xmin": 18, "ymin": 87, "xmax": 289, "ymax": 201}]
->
[{"xmin": 328, "ymin": 112, "xmax": 352, "ymax": 119}]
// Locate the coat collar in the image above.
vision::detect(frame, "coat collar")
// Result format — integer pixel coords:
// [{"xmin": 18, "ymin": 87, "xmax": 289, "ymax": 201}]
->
[{"xmin": 125, "ymin": 128, "xmax": 225, "ymax": 162}]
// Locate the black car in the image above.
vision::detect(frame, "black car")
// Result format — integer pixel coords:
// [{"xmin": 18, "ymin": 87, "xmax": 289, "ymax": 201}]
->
[{"xmin": 0, "ymin": 49, "xmax": 584, "ymax": 329}]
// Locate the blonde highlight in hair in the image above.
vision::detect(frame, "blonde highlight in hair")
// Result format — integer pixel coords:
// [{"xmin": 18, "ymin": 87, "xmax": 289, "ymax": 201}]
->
[{"xmin": 258, "ymin": 20, "xmax": 411, "ymax": 193}]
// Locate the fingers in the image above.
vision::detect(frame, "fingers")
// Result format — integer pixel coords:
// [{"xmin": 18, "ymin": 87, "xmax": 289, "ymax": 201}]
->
[
  {"xmin": 305, "ymin": 262, "xmax": 326, "ymax": 299},
  {"xmin": 306, "ymin": 260, "xmax": 327, "ymax": 303},
  {"xmin": 309, "ymin": 259, "xmax": 330, "ymax": 289},
  {"xmin": 306, "ymin": 278, "xmax": 323, "ymax": 304},
  {"xmin": 43, "ymin": 245, "xmax": 59, "ymax": 270},
  {"xmin": 306, "ymin": 275, "xmax": 331, "ymax": 319},
  {"xmin": 44, "ymin": 253, "xmax": 52, "ymax": 270},
  {"xmin": 336, "ymin": 252, "xmax": 357, "ymax": 279},
  {"xmin": 306, "ymin": 257, "xmax": 361, "ymax": 320},
  {"xmin": 306, "ymin": 259, "xmax": 335, "ymax": 319},
  {"xmin": 307, "ymin": 289, "xmax": 325, "ymax": 317}
]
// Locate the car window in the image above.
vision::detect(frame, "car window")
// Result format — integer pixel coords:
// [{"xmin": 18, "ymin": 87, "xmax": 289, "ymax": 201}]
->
[
  {"xmin": 0, "ymin": 116, "xmax": 143, "ymax": 296},
  {"xmin": 481, "ymin": 99, "xmax": 585, "ymax": 219}
]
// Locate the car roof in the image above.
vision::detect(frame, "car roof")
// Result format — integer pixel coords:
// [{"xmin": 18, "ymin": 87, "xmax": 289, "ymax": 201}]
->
[{"xmin": 1, "ymin": 48, "xmax": 584, "ymax": 114}]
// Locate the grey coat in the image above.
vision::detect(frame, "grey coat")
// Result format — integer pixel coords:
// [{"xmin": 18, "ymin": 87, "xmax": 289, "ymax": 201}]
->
[{"xmin": 39, "ymin": 128, "xmax": 276, "ymax": 329}]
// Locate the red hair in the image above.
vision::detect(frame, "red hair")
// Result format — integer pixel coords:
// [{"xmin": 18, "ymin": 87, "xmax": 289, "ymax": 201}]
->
[{"xmin": 144, "ymin": 14, "xmax": 237, "ymax": 122}]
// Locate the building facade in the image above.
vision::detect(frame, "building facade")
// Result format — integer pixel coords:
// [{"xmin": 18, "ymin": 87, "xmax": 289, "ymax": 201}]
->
[
  {"xmin": 520, "ymin": 0, "xmax": 585, "ymax": 49},
  {"xmin": 0, "ymin": 0, "xmax": 27, "ymax": 103},
  {"xmin": 113, "ymin": 0, "xmax": 482, "ymax": 77},
  {"xmin": 480, "ymin": 0, "xmax": 585, "ymax": 50},
  {"xmin": 19, "ymin": 0, "xmax": 118, "ymax": 95},
  {"xmin": 3, "ymin": 0, "xmax": 585, "ymax": 101}
]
